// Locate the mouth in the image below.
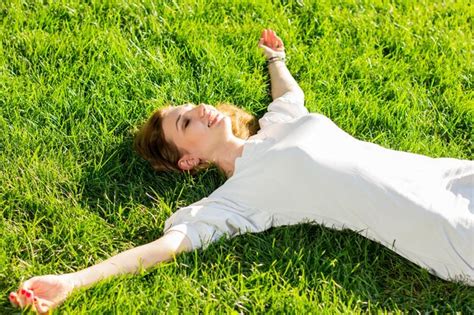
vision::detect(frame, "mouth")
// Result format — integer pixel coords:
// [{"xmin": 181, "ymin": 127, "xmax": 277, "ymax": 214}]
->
[{"xmin": 207, "ymin": 111, "xmax": 222, "ymax": 128}]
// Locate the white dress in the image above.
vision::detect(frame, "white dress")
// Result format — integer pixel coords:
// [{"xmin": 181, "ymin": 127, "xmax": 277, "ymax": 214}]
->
[{"xmin": 164, "ymin": 92, "xmax": 474, "ymax": 285}]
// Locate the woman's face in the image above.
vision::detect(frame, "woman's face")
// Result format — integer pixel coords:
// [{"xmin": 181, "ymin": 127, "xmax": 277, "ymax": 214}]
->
[{"xmin": 162, "ymin": 104, "xmax": 232, "ymax": 169}]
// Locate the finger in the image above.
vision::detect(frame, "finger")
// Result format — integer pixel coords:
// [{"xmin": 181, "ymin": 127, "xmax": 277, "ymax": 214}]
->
[
  {"xmin": 24, "ymin": 289, "xmax": 35, "ymax": 306},
  {"xmin": 34, "ymin": 297, "xmax": 54, "ymax": 314},
  {"xmin": 9, "ymin": 292, "xmax": 19, "ymax": 307},
  {"xmin": 276, "ymin": 36, "xmax": 284, "ymax": 46},
  {"xmin": 18, "ymin": 288, "xmax": 35, "ymax": 308},
  {"xmin": 270, "ymin": 33, "xmax": 280, "ymax": 49},
  {"xmin": 18, "ymin": 279, "xmax": 33, "ymax": 295},
  {"xmin": 263, "ymin": 29, "xmax": 269, "ymax": 44},
  {"xmin": 269, "ymin": 30, "xmax": 277, "ymax": 43},
  {"xmin": 265, "ymin": 29, "xmax": 272, "ymax": 42},
  {"xmin": 17, "ymin": 289, "xmax": 27, "ymax": 308},
  {"xmin": 269, "ymin": 29, "xmax": 276, "ymax": 39}
]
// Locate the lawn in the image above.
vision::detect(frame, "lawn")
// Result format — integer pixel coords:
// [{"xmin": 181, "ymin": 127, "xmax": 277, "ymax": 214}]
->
[{"xmin": 1, "ymin": 0, "xmax": 473, "ymax": 313}]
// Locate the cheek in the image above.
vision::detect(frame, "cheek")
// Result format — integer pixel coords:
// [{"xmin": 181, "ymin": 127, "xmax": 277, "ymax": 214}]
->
[{"xmin": 185, "ymin": 124, "xmax": 209, "ymax": 146}]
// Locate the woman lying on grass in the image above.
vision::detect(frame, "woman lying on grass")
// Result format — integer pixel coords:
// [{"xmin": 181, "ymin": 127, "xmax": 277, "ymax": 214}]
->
[{"xmin": 10, "ymin": 29, "xmax": 474, "ymax": 313}]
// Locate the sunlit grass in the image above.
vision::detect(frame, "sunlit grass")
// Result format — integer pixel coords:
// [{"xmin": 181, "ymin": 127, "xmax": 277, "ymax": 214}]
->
[{"xmin": 1, "ymin": 0, "xmax": 473, "ymax": 313}]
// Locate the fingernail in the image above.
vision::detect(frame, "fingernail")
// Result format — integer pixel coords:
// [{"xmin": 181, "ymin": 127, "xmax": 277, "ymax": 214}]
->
[
  {"xmin": 9, "ymin": 293, "xmax": 15, "ymax": 300},
  {"xmin": 34, "ymin": 297, "xmax": 38, "ymax": 302},
  {"xmin": 26, "ymin": 291, "xmax": 32, "ymax": 298},
  {"xmin": 20, "ymin": 289, "xmax": 25, "ymax": 295}
]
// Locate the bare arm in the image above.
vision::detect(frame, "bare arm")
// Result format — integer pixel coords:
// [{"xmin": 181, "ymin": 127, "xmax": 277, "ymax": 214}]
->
[
  {"xmin": 268, "ymin": 61, "xmax": 304, "ymax": 100},
  {"xmin": 258, "ymin": 29, "xmax": 304, "ymax": 100},
  {"xmin": 71, "ymin": 231, "xmax": 191, "ymax": 287},
  {"xmin": 10, "ymin": 231, "xmax": 192, "ymax": 313}
]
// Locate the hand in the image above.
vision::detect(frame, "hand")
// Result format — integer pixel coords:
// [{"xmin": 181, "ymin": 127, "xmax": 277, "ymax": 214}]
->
[
  {"xmin": 258, "ymin": 28, "xmax": 286, "ymax": 60},
  {"xmin": 9, "ymin": 274, "xmax": 77, "ymax": 314}
]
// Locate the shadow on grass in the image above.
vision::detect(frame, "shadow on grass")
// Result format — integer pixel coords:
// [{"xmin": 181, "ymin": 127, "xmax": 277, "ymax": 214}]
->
[
  {"xmin": 178, "ymin": 225, "xmax": 473, "ymax": 312},
  {"xmin": 77, "ymin": 135, "xmax": 225, "ymax": 242},
  {"xmin": 78, "ymin": 136, "xmax": 179, "ymax": 209},
  {"xmin": 73, "ymin": 137, "xmax": 472, "ymax": 313}
]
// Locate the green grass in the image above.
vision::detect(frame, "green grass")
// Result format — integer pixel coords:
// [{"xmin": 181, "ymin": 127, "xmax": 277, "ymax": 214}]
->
[{"xmin": 1, "ymin": 0, "xmax": 473, "ymax": 313}]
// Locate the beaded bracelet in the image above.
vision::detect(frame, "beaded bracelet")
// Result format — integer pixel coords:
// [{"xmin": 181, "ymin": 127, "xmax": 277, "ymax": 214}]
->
[{"xmin": 267, "ymin": 56, "xmax": 286, "ymax": 65}]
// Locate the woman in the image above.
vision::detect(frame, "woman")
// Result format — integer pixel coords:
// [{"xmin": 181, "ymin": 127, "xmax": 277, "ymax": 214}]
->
[{"xmin": 9, "ymin": 29, "xmax": 474, "ymax": 313}]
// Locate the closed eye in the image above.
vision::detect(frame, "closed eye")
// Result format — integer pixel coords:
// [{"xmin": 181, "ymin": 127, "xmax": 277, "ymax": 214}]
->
[{"xmin": 184, "ymin": 118, "xmax": 190, "ymax": 129}]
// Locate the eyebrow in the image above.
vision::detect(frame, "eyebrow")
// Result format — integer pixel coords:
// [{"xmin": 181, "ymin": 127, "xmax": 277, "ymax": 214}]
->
[{"xmin": 176, "ymin": 114, "xmax": 181, "ymax": 132}]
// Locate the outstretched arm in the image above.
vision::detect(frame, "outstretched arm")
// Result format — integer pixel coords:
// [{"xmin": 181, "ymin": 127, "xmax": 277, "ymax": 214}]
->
[
  {"xmin": 258, "ymin": 29, "xmax": 304, "ymax": 100},
  {"xmin": 9, "ymin": 231, "xmax": 191, "ymax": 313},
  {"xmin": 70, "ymin": 231, "xmax": 191, "ymax": 288}
]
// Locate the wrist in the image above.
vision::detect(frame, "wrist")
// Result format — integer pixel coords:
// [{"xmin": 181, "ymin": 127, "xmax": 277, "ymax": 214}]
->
[
  {"xmin": 65, "ymin": 272, "xmax": 83, "ymax": 290},
  {"xmin": 267, "ymin": 55, "xmax": 286, "ymax": 65},
  {"xmin": 266, "ymin": 51, "xmax": 286, "ymax": 59}
]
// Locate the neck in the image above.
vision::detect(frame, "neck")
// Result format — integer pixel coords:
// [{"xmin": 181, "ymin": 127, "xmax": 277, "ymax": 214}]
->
[{"xmin": 211, "ymin": 137, "xmax": 245, "ymax": 177}]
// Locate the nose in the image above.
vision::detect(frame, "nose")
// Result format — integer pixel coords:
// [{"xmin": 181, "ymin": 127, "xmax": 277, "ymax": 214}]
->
[
  {"xmin": 197, "ymin": 104, "xmax": 213, "ymax": 123},
  {"xmin": 197, "ymin": 104, "xmax": 207, "ymax": 118}
]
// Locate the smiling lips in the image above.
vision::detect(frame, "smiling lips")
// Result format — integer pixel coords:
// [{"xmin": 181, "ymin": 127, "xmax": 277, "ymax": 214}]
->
[{"xmin": 207, "ymin": 111, "xmax": 222, "ymax": 128}]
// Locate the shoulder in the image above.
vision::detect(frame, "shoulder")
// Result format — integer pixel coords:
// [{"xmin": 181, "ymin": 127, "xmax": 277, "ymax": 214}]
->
[{"xmin": 259, "ymin": 91, "xmax": 308, "ymax": 129}]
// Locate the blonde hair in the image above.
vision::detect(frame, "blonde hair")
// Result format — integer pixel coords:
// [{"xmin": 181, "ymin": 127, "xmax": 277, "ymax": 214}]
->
[
  {"xmin": 216, "ymin": 103, "xmax": 259, "ymax": 140},
  {"xmin": 134, "ymin": 103, "xmax": 258, "ymax": 173}
]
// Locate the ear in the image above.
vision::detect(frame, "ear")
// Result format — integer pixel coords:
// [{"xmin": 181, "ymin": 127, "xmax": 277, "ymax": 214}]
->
[{"xmin": 177, "ymin": 154, "xmax": 201, "ymax": 171}]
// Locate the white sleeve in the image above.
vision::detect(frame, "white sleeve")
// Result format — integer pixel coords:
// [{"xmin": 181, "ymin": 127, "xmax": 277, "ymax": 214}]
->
[
  {"xmin": 258, "ymin": 91, "xmax": 308, "ymax": 129},
  {"xmin": 163, "ymin": 197, "xmax": 272, "ymax": 250}
]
